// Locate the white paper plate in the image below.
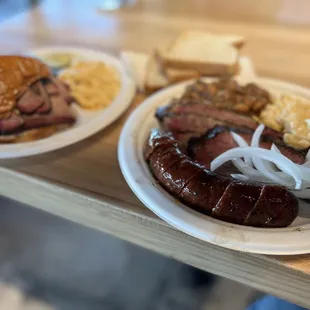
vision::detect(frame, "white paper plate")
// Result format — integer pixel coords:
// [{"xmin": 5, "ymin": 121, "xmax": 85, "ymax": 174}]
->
[
  {"xmin": 0, "ymin": 46, "xmax": 135, "ymax": 158},
  {"xmin": 118, "ymin": 77, "xmax": 310, "ymax": 255}
]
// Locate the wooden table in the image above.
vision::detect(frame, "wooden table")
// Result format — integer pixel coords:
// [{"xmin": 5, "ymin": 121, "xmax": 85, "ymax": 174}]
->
[{"xmin": 1, "ymin": 0, "xmax": 310, "ymax": 307}]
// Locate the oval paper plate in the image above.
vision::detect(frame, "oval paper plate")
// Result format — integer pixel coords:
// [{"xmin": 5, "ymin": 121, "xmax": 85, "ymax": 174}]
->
[
  {"xmin": 0, "ymin": 46, "xmax": 135, "ymax": 158},
  {"xmin": 118, "ymin": 77, "xmax": 310, "ymax": 255}
]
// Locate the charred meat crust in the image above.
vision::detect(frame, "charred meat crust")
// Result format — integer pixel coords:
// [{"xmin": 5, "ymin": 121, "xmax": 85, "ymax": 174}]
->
[
  {"xmin": 157, "ymin": 102, "xmax": 283, "ymax": 141},
  {"xmin": 179, "ymin": 170, "xmax": 230, "ymax": 215},
  {"xmin": 211, "ymin": 182, "xmax": 262, "ymax": 225},
  {"xmin": 244, "ymin": 185, "xmax": 299, "ymax": 227},
  {"xmin": 156, "ymin": 79, "xmax": 272, "ymax": 124},
  {"xmin": 187, "ymin": 126, "xmax": 306, "ymax": 167},
  {"xmin": 145, "ymin": 131, "xmax": 299, "ymax": 228}
]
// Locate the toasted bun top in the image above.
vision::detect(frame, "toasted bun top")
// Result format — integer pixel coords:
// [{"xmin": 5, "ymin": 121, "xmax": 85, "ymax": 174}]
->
[{"xmin": 0, "ymin": 56, "xmax": 51, "ymax": 115}]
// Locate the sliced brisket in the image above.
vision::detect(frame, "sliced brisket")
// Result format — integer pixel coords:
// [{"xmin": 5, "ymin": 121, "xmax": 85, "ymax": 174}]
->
[
  {"xmin": 17, "ymin": 88, "xmax": 44, "ymax": 114},
  {"xmin": 36, "ymin": 80, "xmax": 52, "ymax": 114},
  {"xmin": 0, "ymin": 113, "xmax": 24, "ymax": 134},
  {"xmin": 158, "ymin": 101, "xmax": 282, "ymax": 146},
  {"xmin": 162, "ymin": 114, "xmax": 226, "ymax": 134},
  {"xmin": 1, "ymin": 77, "xmax": 75, "ymax": 137},
  {"xmin": 23, "ymin": 95, "xmax": 76, "ymax": 130},
  {"xmin": 188, "ymin": 126, "xmax": 306, "ymax": 168},
  {"xmin": 156, "ymin": 79, "xmax": 306, "ymax": 165},
  {"xmin": 44, "ymin": 81, "xmax": 59, "ymax": 96},
  {"xmin": 164, "ymin": 103, "xmax": 259, "ymax": 130}
]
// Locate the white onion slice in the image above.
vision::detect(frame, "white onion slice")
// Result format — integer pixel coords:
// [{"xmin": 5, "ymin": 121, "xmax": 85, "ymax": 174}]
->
[
  {"xmin": 297, "ymin": 165, "xmax": 310, "ymax": 182},
  {"xmin": 232, "ymin": 159, "xmax": 270, "ymax": 182},
  {"xmin": 231, "ymin": 132, "xmax": 253, "ymax": 167},
  {"xmin": 250, "ymin": 125, "xmax": 298, "ymax": 187},
  {"xmin": 231, "ymin": 174, "xmax": 249, "ymax": 181},
  {"xmin": 270, "ymin": 144, "xmax": 285, "ymax": 172},
  {"xmin": 251, "ymin": 124, "xmax": 265, "ymax": 148},
  {"xmin": 251, "ymin": 157, "xmax": 292, "ymax": 186},
  {"xmin": 271, "ymin": 143, "xmax": 281, "ymax": 154},
  {"xmin": 271, "ymin": 143, "xmax": 305, "ymax": 185},
  {"xmin": 231, "ymin": 132, "xmax": 248, "ymax": 147},
  {"xmin": 252, "ymin": 155, "xmax": 295, "ymax": 186},
  {"xmin": 210, "ymin": 124, "xmax": 310, "ymax": 191},
  {"xmin": 210, "ymin": 147, "xmax": 302, "ymax": 189},
  {"xmin": 303, "ymin": 161, "xmax": 310, "ymax": 167},
  {"xmin": 291, "ymin": 189, "xmax": 310, "ymax": 199}
]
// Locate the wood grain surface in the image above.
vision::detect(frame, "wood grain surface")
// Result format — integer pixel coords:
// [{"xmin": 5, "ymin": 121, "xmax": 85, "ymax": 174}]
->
[{"xmin": 0, "ymin": 0, "xmax": 310, "ymax": 307}]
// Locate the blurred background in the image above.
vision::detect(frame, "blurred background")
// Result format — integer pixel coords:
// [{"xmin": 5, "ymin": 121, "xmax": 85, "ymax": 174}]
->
[
  {"xmin": 0, "ymin": 1, "xmax": 265, "ymax": 309},
  {"xmin": 0, "ymin": 196, "xmax": 260, "ymax": 310}
]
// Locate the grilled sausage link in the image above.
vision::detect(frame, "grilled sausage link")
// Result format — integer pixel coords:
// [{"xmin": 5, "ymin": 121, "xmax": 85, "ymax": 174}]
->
[{"xmin": 144, "ymin": 130, "xmax": 299, "ymax": 228}]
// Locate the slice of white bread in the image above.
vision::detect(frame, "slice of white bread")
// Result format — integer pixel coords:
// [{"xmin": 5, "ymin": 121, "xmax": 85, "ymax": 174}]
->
[
  {"xmin": 165, "ymin": 68, "xmax": 201, "ymax": 83},
  {"xmin": 144, "ymin": 52, "xmax": 169, "ymax": 92},
  {"xmin": 224, "ymin": 35, "xmax": 245, "ymax": 49},
  {"xmin": 121, "ymin": 50, "xmax": 201, "ymax": 92},
  {"xmin": 155, "ymin": 50, "xmax": 201, "ymax": 84},
  {"xmin": 237, "ymin": 56, "xmax": 256, "ymax": 81},
  {"xmin": 120, "ymin": 50, "xmax": 148, "ymax": 91},
  {"xmin": 161, "ymin": 31, "xmax": 244, "ymax": 76}
]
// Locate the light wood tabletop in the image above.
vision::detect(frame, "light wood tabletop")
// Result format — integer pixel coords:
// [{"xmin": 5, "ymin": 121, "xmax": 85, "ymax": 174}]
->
[{"xmin": 1, "ymin": 0, "xmax": 310, "ymax": 307}]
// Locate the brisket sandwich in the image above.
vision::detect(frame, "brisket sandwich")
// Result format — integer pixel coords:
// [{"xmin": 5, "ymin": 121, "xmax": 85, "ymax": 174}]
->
[{"xmin": 0, "ymin": 55, "xmax": 76, "ymax": 143}]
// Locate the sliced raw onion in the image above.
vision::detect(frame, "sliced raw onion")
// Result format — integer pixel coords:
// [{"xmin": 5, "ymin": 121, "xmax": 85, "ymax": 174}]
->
[
  {"xmin": 271, "ymin": 143, "xmax": 281, "ymax": 154},
  {"xmin": 210, "ymin": 147, "xmax": 302, "ymax": 189},
  {"xmin": 231, "ymin": 174, "xmax": 249, "ymax": 181},
  {"xmin": 252, "ymin": 125, "xmax": 299, "ymax": 187},
  {"xmin": 251, "ymin": 157, "xmax": 293, "ymax": 187},
  {"xmin": 291, "ymin": 188, "xmax": 310, "ymax": 199},
  {"xmin": 270, "ymin": 143, "xmax": 304, "ymax": 184},
  {"xmin": 251, "ymin": 124, "xmax": 265, "ymax": 148},
  {"xmin": 210, "ymin": 124, "xmax": 310, "ymax": 191},
  {"xmin": 232, "ymin": 159, "xmax": 270, "ymax": 182},
  {"xmin": 231, "ymin": 132, "xmax": 253, "ymax": 167},
  {"xmin": 250, "ymin": 125, "xmax": 287, "ymax": 185},
  {"xmin": 298, "ymin": 165, "xmax": 310, "ymax": 182},
  {"xmin": 270, "ymin": 144, "xmax": 284, "ymax": 171},
  {"xmin": 231, "ymin": 132, "xmax": 248, "ymax": 147}
]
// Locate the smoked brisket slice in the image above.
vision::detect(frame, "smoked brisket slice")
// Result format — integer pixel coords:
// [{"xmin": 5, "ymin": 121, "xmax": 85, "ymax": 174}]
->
[
  {"xmin": 0, "ymin": 78, "xmax": 75, "ymax": 136},
  {"xmin": 0, "ymin": 113, "xmax": 24, "ymax": 134},
  {"xmin": 156, "ymin": 79, "xmax": 306, "ymax": 164},
  {"xmin": 188, "ymin": 126, "xmax": 306, "ymax": 168},
  {"xmin": 159, "ymin": 103, "xmax": 259, "ymax": 130}
]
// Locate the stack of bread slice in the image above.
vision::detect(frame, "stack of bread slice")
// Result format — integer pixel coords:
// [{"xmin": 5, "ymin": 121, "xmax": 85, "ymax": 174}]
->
[{"xmin": 121, "ymin": 30, "xmax": 245, "ymax": 93}]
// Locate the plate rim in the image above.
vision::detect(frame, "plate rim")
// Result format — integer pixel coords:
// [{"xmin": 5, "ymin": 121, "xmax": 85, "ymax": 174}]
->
[
  {"xmin": 118, "ymin": 76, "xmax": 310, "ymax": 255},
  {"xmin": 0, "ymin": 46, "xmax": 136, "ymax": 159}
]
